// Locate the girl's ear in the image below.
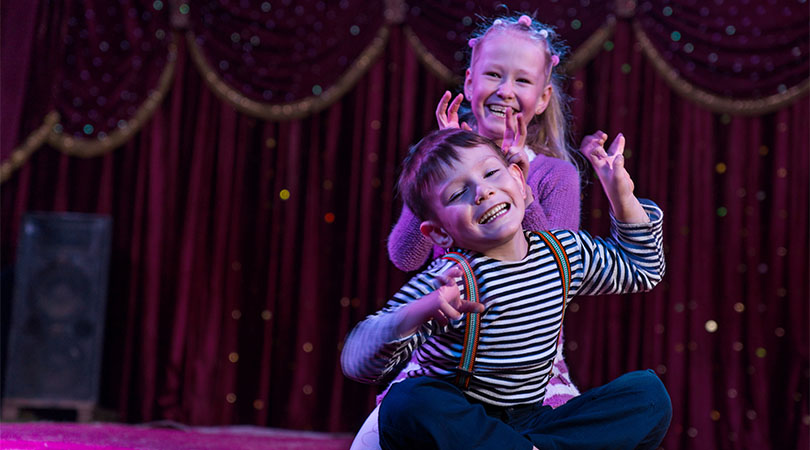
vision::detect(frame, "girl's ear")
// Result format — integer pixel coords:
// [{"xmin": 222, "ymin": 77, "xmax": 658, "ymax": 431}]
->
[
  {"xmin": 534, "ymin": 84, "xmax": 553, "ymax": 116},
  {"xmin": 464, "ymin": 68, "xmax": 473, "ymax": 100},
  {"xmin": 420, "ymin": 221, "xmax": 454, "ymax": 248}
]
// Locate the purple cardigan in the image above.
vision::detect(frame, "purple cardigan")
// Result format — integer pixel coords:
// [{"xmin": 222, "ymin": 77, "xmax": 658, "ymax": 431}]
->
[{"xmin": 388, "ymin": 154, "xmax": 581, "ymax": 271}]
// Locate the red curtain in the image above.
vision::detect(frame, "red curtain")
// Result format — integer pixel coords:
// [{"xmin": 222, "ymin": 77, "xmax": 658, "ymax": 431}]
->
[{"xmin": 1, "ymin": 1, "xmax": 807, "ymax": 449}]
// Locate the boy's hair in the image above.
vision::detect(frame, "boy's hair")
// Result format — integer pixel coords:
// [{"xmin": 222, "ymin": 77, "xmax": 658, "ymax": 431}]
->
[
  {"xmin": 398, "ymin": 128, "xmax": 509, "ymax": 221},
  {"xmin": 465, "ymin": 13, "xmax": 575, "ymax": 166}
]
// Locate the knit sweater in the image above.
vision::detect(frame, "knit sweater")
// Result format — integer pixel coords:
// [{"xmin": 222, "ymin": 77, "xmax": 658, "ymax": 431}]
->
[{"xmin": 386, "ymin": 152, "xmax": 582, "ymax": 407}]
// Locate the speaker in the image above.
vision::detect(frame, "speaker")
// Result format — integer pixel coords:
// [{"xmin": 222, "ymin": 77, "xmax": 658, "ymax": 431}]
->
[{"xmin": 2, "ymin": 212, "xmax": 112, "ymax": 417}]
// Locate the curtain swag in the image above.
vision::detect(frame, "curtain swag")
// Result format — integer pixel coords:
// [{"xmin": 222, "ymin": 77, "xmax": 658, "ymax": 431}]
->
[
  {"xmin": 4, "ymin": 14, "xmax": 808, "ymax": 182},
  {"xmin": 1, "ymin": 42, "xmax": 178, "ymax": 183},
  {"xmin": 186, "ymin": 26, "xmax": 390, "ymax": 122},
  {"xmin": 633, "ymin": 21, "xmax": 810, "ymax": 116}
]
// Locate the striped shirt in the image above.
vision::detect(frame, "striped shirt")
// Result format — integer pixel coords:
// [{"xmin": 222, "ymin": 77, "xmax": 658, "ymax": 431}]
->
[{"xmin": 342, "ymin": 200, "xmax": 665, "ymax": 407}]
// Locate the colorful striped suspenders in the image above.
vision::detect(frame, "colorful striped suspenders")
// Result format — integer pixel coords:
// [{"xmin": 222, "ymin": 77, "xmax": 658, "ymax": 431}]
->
[
  {"xmin": 441, "ymin": 252, "xmax": 480, "ymax": 389},
  {"xmin": 440, "ymin": 231, "xmax": 570, "ymax": 390},
  {"xmin": 532, "ymin": 231, "xmax": 571, "ymax": 346}
]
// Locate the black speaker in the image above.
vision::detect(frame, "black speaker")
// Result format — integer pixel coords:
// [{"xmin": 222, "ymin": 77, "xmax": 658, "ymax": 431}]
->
[{"xmin": 2, "ymin": 212, "xmax": 112, "ymax": 418}]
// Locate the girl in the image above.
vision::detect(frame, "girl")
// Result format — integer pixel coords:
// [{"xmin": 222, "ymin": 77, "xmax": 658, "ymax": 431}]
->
[{"xmin": 388, "ymin": 13, "xmax": 584, "ymax": 408}]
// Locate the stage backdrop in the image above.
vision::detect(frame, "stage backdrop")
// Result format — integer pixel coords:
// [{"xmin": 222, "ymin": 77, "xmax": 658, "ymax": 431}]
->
[{"xmin": 1, "ymin": 1, "xmax": 808, "ymax": 449}]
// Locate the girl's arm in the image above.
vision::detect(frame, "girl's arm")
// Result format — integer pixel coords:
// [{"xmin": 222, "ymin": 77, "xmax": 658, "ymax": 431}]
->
[
  {"xmin": 387, "ymin": 204, "xmax": 434, "ymax": 271},
  {"xmin": 523, "ymin": 155, "xmax": 582, "ymax": 232}
]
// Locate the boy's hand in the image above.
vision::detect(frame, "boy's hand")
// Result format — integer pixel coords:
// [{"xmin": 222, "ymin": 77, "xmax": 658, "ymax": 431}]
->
[
  {"xmin": 580, "ymin": 131, "xmax": 649, "ymax": 223},
  {"xmin": 395, "ymin": 265, "xmax": 485, "ymax": 337},
  {"xmin": 436, "ymin": 91, "xmax": 472, "ymax": 131},
  {"xmin": 504, "ymin": 108, "xmax": 534, "ymax": 205}
]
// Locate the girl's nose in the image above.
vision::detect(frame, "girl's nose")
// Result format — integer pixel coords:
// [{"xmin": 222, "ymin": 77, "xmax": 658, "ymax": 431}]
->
[{"xmin": 497, "ymin": 80, "xmax": 515, "ymax": 99}]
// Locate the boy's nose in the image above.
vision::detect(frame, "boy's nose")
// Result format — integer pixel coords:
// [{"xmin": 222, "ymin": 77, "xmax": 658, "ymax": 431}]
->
[{"xmin": 475, "ymin": 185, "xmax": 495, "ymax": 205}]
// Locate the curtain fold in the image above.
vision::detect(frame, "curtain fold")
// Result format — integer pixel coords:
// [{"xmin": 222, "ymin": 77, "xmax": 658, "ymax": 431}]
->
[{"xmin": 1, "ymin": 2, "xmax": 808, "ymax": 449}]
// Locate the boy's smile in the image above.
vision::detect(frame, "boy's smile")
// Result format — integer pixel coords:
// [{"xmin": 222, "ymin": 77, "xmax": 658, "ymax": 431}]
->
[{"xmin": 420, "ymin": 144, "xmax": 530, "ymax": 261}]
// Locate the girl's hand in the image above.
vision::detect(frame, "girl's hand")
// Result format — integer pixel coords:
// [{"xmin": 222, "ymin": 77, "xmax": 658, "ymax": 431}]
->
[
  {"xmin": 503, "ymin": 108, "xmax": 530, "ymax": 175},
  {"xmin": 436, "ymin": 91, "xmax": 472, "ymax": 131},
  {"xmin": 504, "ymin": 108, "xmax": 534, "ymax": 205}
]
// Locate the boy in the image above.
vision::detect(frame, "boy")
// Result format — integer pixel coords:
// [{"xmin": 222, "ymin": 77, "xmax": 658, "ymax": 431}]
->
[{"xmin": 341, "ymin": 129, "xmax": 671, "ymax": 449}]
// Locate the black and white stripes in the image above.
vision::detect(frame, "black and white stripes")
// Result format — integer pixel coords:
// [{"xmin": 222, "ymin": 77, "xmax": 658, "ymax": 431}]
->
[{"xmin": 341, "ymin": 200, "xmax": 665, "ymax": 407}]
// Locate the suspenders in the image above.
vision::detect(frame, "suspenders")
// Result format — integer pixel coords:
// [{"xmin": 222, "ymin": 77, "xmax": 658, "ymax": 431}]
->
[
  {"xmin": 441, "ymin": 230, "xmax": 570, "ymax": 390},
  {"xmin": 441, "ymin": 252, "xmax": 481, "ymax": 389}
]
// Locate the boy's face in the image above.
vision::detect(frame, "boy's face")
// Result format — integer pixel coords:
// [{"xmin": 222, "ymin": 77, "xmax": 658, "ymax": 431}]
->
[{"xmin": 420, "ymin": 144, "xmax": 527, "ymax": 253}]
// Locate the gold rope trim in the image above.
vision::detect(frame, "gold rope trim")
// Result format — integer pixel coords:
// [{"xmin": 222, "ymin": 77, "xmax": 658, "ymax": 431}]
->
[
  {"xmin": 404, "ymin": 25, "xmax": 460, "ymax": 85},
  {"xmin": 47, "ymin": 41, "xmax": 178, "ymax": 157},
  {"xmin": 186, "ymin": 26, "xmax": 390, "ymax": 121},
  {"xmin": 0, "ymin": 111, "xmax": 60, "ymax": 182},
  {"xmin": 405, "ymin": 19, "xmax": 616, "ymax": 86},
  {"xmin": 634, "ymin": 21, "xmax": 810, "ymax": 116},
  {"xmin": 561, "ymin": 18, "xmax": 616, "ymax": 74}
]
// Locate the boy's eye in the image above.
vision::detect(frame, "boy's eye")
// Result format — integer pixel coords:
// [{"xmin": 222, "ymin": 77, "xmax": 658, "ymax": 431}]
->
[
  {"xmin": 517, "ymin": 78, "xmax": 532, "ymax": 84},
  {"xmin": 485, "ymin": 169, "xmax": 499, "ymax": 177},
  {"xmin": 448, "ymin": 188, "xmax": 466, "ymax": 202},
  {"xmin": 485, "ymin": 72, "xmax": 500, "ymax": 78}
]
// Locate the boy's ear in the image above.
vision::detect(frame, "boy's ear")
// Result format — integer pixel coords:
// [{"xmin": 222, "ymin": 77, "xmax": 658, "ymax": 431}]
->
[
  {"xmin": 464, "ymin": 68, "xmax": 473, "ymax": 100},
  {"xmin": 508, "ymin": 163, "xmax": 528, "ymax": 199},
  {"xmin": 534, "ymin": 84, "xmax": 553, "ymax": 116},
  {"xmin": 420, "ymin": 220, "xmax": 454, "ymax": 248}
]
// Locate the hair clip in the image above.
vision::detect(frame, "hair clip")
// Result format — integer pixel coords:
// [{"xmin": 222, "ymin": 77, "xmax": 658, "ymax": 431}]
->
[
  {"xmin": 517, "ymin": 15, "xmax": 532, "ymax": 27},
  {"xmin": 550, "ymin": 55, "xmax": 560, "ymax": 67},
  {"xmin": 539, "ymin": 29, "xmax": 549, "ymax": 39},
  {"xmin": 468, "ymin": 38, "xmax": 478, "ymax": 48},
  {"xmin": 493, "ymin": 19, "xmax": 504, "ymax": 26}
]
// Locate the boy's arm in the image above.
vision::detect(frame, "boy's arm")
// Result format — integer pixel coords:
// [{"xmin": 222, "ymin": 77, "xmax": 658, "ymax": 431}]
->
[
  {"xmin": 580, "ymin": 131, "xmax": 648, "ymax": 223},
  {"xmin": 564, "ymin": 200, "xmax": 665, "ymax": 297},
  {"xmin": 340, "ymin": 264, "xmax": 484, "ymax": 384}
]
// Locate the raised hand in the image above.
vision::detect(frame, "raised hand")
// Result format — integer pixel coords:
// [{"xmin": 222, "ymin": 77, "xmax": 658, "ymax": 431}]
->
[
  {"xmin": 580, "ymin": 131, "xmax": 648, "ymax": 223},
  {"xmin": 503, "ymin": 108, "xmax": 534, "ymax": 205},
  {"xmin": 436, "ymin": 91, "xmax": 472, "ymax": 131},
  {"xmin": 395, "ymin": 265, "xmax": 485, "ymax": 337}
]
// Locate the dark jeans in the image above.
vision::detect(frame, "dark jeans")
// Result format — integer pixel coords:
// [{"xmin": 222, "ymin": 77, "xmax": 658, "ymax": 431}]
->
[{"xmin": 379, "ymin": 369, "xmax": 672, "ymax": 450}]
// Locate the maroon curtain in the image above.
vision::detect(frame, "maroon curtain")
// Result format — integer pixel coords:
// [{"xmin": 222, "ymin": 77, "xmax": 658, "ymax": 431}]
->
[{"xmin": 1, "ymin": 1, "xmax": 807, "ymax": 449}]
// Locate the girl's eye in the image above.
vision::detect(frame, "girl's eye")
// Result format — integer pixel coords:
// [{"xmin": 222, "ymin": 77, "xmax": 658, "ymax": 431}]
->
[
  {"xmin": 485, "ymin": 72, "xmax": 500, "ymax": 78},
  {"xmin": 485, "ymin": 169, "xmax": 499, "ymax": 177},
  {"xmin": 517, "ymin": 78, "xmax": 532, "ymax": 84}
]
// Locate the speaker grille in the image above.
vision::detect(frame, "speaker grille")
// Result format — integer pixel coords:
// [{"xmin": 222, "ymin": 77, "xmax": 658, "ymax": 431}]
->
[{"xmin": 4, "ymin": 212, "xmax": 112, "ymax": 403}]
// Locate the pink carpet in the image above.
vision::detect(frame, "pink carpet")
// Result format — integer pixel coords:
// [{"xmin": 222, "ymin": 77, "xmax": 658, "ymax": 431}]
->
[{"xmin": 0, "ymin": 422, "xmax": 354, "ymax": 449}]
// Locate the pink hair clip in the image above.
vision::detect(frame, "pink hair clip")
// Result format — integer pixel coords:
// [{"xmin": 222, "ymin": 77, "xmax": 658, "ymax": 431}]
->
[
  {"xmin": 550, "ymin": 55, "xmax": 560, "ymax": 67},
  {"xmin": 468, "ymin": 38, "xmax": 479, "ymax": 48},
  {"xmin": 518, "ymin": 15, "xmax": 532, "ymax": 27}
]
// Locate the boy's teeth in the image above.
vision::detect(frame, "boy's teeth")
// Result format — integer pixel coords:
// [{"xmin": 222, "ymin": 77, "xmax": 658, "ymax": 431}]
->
[{"xmin": 479, "ymin": 203, "xmax": 509, "ymax": 224}]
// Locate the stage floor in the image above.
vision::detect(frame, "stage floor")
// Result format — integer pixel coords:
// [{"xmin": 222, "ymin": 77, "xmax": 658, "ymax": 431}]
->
[{"xmin": 0, "ymin": 421, "xmax": 354, "ymax": 449}]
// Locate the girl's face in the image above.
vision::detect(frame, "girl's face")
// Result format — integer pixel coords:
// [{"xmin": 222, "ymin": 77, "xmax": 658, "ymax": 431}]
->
[{"xmin": 464, "ymin": 31, "xmax": 553, "ymax": 143}]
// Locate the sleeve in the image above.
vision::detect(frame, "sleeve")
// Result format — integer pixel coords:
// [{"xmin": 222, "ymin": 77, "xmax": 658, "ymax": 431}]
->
[
  {"xmin": 563, "ymin": 199, "xmax": 665, "ymax": 297},
  {"xmin": 387, "ymin": 204, "xmax": 434, "ymax": 271},
  {"xmin": 523, "ymin": 156, "xmax": 581, "ymax": 232},
  {"xmin": 340, "ymin": 261, "xmax": 452, "ymax": 384}
]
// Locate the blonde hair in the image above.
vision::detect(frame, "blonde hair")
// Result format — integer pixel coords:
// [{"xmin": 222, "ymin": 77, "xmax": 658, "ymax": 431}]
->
[{"xmin": 466, "ymin": 13, "xmax": 576, "ymax": 165}]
